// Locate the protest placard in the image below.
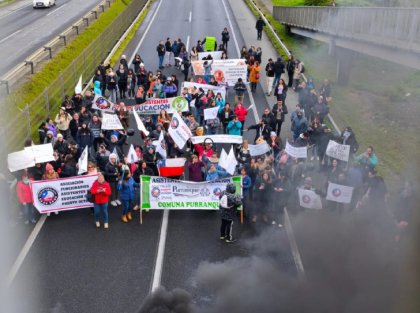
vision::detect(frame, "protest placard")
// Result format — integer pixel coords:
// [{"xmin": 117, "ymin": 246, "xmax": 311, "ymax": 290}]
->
[
  {"xmin": 325, "ymin": 140, "xmax": 350, "ymax": 162},
  {"xmin": 249, "ymin": 142, "xmax": 271, "ymax": 156},
  {"xmin": 92, "ymin": 95, "xmax": 115, "ymax": 111},
  {"xmin": 168, "ymin": 111, "xmax": 192, "ymax": 149},
  {"xmin": 101, "ymin": 112, "xmax": 123, "ymax": 130},
  {"xmin": 204, "ymin": 107, "xmax": 219, "ymax": 120},
  {"xmin": 7, "ymin": 149, "xmax": 36, "ymax": 172},
  {"xmin": 298, "ymin": 189, "xmax": 323, "ymax": 209},
  {"xmin": 191, "ymin": 59, "xmax": 247, "ymax": 85},
  {"xmin": 191, "ymin": 134, "xmax": 242, "ymax": 145},
  {"xmin": 24, "ymin": 144, "xmax": 55, "ymax": 164},
  {"xmin": 326, "ymin": 182, "xmax": 354, "ymax": 204},
  {"xmin": 285, "ymin": 142, "xmax": 307, "ymax": 159}
]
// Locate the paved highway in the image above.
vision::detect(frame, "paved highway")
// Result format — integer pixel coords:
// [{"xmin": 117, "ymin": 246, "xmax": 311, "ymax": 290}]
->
[
  {"xmin": 8, "ymin": 0, "xmax": 298, "ymax": 312},
  {"xmin": 0, "ymin": 0, "xmax": 104, "ymax": 75}
]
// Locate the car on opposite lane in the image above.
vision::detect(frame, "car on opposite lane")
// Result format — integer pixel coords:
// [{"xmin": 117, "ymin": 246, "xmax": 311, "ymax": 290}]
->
[{"xmin": 33, "ymin": 0, "xmax": 56, "ymax": 8}]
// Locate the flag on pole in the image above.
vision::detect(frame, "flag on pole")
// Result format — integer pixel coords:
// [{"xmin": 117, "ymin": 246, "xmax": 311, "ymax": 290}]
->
[
  {"xmin": 157, "ymin": 158, "xmax": 186, "ymax": 177},
  {"xmin": 78, "ymin": 146, "xmax": 88, "ymax": 174},
  {"xmin": 153, "ymin": 132, "xmax": 167, "ymax": 159},
  {"xmin": 133, "ymin": 109, "xmax": 150, "ymax": 136},
  {"xmin": 218, "ymin": 148, "xmax": 228, "ymax": 169},
  {"xmin": 168, "ymin": 111, "xmax": 192, "ymax": 149},
  {"xmin": 127, "ymin": 144, "xmax": 139, "ymax": 164},
  {"xmin": 75, "ymin": 75, "xmax": 82, "ymax": 94},
  {"xmin": 225, "ymin": 146, "xmax": 238, "ymax": 175}
]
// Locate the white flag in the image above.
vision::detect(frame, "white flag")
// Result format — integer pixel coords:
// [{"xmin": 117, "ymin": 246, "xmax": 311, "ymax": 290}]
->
[
  {"xmin": 168, "ymin": 111, "xmax": 192, "ymax": 149},
  {"xmin": 127, "ymin": 144, "xmax": 139, "ymax": 164},
  {"xmin": 326, "ymin": 182, "xmax": 354, "ymax": 204},
  {"xmin": 132, "ymin": 109, "xmax": 150, "ymax": 136},
  {"xmin": 298, "ymin": 189, "xmax": 323, "ymax": 209},
  {"xmin": 75, "ymin": 75, "xmax": 82, "ymax": 94},
  {"xmin": 218, "ymin": 148, "xmax": 228, "ymax": 169},
  {"xmin": 204, "ymin": 106, "xmax": 219, "ymax": 120},
  {"xmin": 153, "ymin": 132, "xmax": 167, "ymax": 159},
  {"xmin": 226, "ymin": 146, "xmax": 238, "ymax": 175},
  {"xmin": 78, "ymin": 146, "xmax": 88, "ymax": 175}
]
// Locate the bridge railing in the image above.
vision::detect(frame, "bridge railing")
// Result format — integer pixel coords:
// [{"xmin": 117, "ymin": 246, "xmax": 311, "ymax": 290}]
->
[{"xmin": 273, "ymin": 6, "xmax": 420, "ymax": 53}]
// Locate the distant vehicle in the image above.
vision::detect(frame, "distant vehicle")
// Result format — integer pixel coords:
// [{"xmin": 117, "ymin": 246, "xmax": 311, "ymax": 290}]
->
[{"xmin": 33, "ymin": 0, "xmax": 56, "ymax": 8}]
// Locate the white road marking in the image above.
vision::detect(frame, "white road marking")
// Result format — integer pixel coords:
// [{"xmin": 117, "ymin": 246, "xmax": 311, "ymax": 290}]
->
[
  {"xmin": 188, "ymin": 11, "xmax": 192, "ymax": 23},
  {"xmin": 0, "ymin": 2, "xmax": 31, "ymax": 19},
  {"xmin": 6, "ymin": 215, "xmax": 48, "ymax": 287},
  {"xmin": 128, "ymin": 0, "xmax": 163, "ymax": 66},
  {"xmin": 221, "ymin": 0, "xmax": 259, "ymax": 123},
  {"xmin": 186, "ymin": 35, "xmax": 190, "ymax": 51},
  {"xmin": 46, "ymin": 3, "xmax": 67, "ymax": 17},
  {"xmin": 0, "ymin": 29, "xmax": 22, "ymax": 44},
  {"xmin": 151, "ymin": 210, "xmax": 169, "ymax": 292}
]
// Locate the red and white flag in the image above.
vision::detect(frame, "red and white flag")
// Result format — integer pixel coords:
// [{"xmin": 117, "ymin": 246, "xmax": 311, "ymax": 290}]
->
[{"xmin": 157, "ymin": 158, "xmax": 186, "ymax": 177}]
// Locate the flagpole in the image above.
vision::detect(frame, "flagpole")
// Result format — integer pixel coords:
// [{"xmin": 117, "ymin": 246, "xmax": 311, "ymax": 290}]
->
[{"xmin": 140, "ymin": 209, "xmax": 143, "ymax": 224}]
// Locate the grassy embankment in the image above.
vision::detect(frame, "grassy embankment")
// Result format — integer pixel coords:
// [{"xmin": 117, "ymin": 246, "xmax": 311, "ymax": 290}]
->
[{"xmin": 247, "ymin": 0, "xmax": 420, "ymax": 187}]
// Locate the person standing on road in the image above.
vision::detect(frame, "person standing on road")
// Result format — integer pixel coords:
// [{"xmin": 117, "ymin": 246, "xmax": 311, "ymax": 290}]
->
[
  {"xmin": 265, "ymin": 58, "xmax": 275, "ymax": 96},
  {"xmin": 116, "ymin": 64, "xmax": 128, "ymax": 100},
  {"xmin": 272, "ymin": 57, "xmax": 285, "ymax": 90},
  {"xmin": 221, "ymin": 27, "xmax": 230, "ymax": 51},
  {"xmin": 233, "ymin": 78, "xmax": 246, "ymax": 105},
  {"xmin": 156, "ymin": 40, "xmax": 165, "ymax": 69},
  {"xmin": 286, "ymin": 54, "xmax": 295, "ymax": 88},
  {"xmin": 255, "ymin": 16, "xmax": 266, "ymax": 40},
  {"xmin": 248, "ymin": 61, "xmax": 260, "ymax": 93},
  {"xmin": 118, "ymin": 169, "xmax": 139, "ymax": 223},
  {"xmin": 271, "ymin": 98, "xmax": 288, "ymax": 136},
  {"xmin": 105, "ymin": 153, "xmax": 121, "ymax": 207},
  {"xmin": 16, "ymin": 170, "xmax": 36, "ymax": 225},
  {"xmin": 219, "ymin": 183, "xmax": 242, "ymax": 243},
  {"xmin": 90, "ymin": 172, "xmax": 111, "ymax": 229},
  {"xmin": 164, "ymin": 37, "xmax": 173, "ymax": 67}
]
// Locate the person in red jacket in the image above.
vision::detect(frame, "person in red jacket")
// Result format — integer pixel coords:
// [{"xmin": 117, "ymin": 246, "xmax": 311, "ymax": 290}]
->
[
  {"xmin": 90, "ymin": 172, "xmax": 112, "ymax": 229},
  {"xmin": 234, "ymin": 102, "xmax": 249, "ymax": 135},
  {"xmin": 16, "ymin": 171, "xmax": 36, "ymax": 224}
]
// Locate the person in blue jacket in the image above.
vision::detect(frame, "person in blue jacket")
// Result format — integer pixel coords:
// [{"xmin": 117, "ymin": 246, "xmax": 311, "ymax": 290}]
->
[
  {"xmin": 227, "ymin": 115, "xmax": 242, "ymax": 136},
  {"xmin": 118, "ymin": 169, "xmax": 140, "ymax": 223}
]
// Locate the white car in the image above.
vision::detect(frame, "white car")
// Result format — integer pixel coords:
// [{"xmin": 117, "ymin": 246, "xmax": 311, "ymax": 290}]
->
[{"xmin": 33, "ymin": 0, "xmax": 56, "ymax": 8}]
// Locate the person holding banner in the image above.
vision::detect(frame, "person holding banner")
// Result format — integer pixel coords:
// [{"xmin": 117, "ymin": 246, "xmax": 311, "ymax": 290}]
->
[
  {"xmin": 219, "ymin": 183, "xmax": 243, "ymax": 243},
  {"xmin": 104, "ymin": 153, "xmax": 121, "ymax": 207},
  {"xmin": 90, "ymin": 173, "xmax": 112, "ymax": 229},
  {"xmin": 42, "ymin": 164, "xmax": 60, "ymax": 216},
  {"xmin": 118, "ymin": 170, "xmax": 140, "ymax": 223}
]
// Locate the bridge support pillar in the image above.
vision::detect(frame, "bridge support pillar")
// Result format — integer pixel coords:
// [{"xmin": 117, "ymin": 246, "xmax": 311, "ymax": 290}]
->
[{"xmin": 335, "ymin": 47, "xmax": 355, "ymax": 86}]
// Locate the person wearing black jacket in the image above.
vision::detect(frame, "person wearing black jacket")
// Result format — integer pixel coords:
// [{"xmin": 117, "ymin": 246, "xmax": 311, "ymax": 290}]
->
[
  {"xmin": 255, "ymin": 17, "xmax": 266, "ymax": 40},
  {"xmin": 271, "ymin": 99, "xmax": 288, "ymax": 136},
  {"xmin": 156, "ymin": 40, "xmax": 165, "ymax": 69},
  {"xmin": 286, "ymin": 55, "xmax": 295, "ymax": 88},
  {"xmin": 272, "ymin": 57, "xmax": 285, "ymax": 89},
  {"xmin": 104, "ymin": 153, "xmax": 121, "ymax": 207},
  {"xmin": 245, "ymin": 119, "xmax": 271, "ymax": 143},
  {"xmin": 261, "ymin": 107, "xmax": 276, "ymax": 131},
  {"xmin": 265, "ymin": 58, "xmax": 275, "ymax": 96},
  {"xmin": 219, "ymin": 103, "xmax": 234, "ymax": 134}
]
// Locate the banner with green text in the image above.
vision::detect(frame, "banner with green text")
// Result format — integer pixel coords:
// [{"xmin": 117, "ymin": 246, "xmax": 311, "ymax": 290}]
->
[{"xmin": 140, "ymin": 176, "xmax": 242, "ymax": 210}]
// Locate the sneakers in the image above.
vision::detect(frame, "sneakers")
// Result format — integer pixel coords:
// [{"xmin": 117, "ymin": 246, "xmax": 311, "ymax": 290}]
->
[
  {"xmin": 104, "ymin": 223, "xmax": 109, "ymax": 229},
  {"xmin": 121, "ymin": 214, "xmax": 128, "ymax": 223},
  {"xmin": 225, "ymin": 238, "xmax": 236, "ymax": 243},
  {"xmin": 126, "ymin": 212, "xmax": 132, "ymax": 221},
  {"xmin": 95, "ymin": 221, "xmax": 100, "ymax": 228},
  {"xmin": 116, "ymin": 200, "xmax": 122, "ymax": 205},
  {"xmin": 111, "ymin": 201, "xmax": 117, "ymax": 207}
]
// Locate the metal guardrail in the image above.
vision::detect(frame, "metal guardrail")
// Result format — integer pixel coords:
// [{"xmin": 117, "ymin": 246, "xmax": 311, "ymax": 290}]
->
[
  {"xmin": 273, "ymin": 6, "xmax": 420, "ymax": 54},
  {"xmin": 0, "ymin": 0, "xmax": 116, "ymax": 97},
  {"xmin": 2, "ymin": 0, "xmax": 148, "ymax": 151}
]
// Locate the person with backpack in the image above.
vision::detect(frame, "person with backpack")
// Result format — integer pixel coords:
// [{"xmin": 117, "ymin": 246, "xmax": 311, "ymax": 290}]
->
[
  {"xmin": 219, "ymin": 183, "xmax": 243, "ymax": 243},
  {"xmin": 90, "ymin": 172, "xmax": 112, "ymax": 229}
]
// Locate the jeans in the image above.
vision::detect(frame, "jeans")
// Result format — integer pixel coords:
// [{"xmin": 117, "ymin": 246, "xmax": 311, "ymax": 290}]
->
[
  {"xmin": 272, "ymin": 73, "xmax": 281, "ymax": 89},
  {"xmin": 122, "ymin": 199, "xmax": 132, "ymax": 215},
  {"xmin": 158, "ymin": 55, "xmax": 164, "ymax": 68},
  {"xmin": 22, "ymin": 203, "xmax": 34, "ymax": 222},
  {"xmin": 94, "ymin": 203, "xmax": 109, "ymax": 223}
]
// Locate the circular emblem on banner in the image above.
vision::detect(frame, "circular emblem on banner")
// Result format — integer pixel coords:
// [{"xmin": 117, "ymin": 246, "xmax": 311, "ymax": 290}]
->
[
  {"xmin": 332, "ymin": 188, "xmax": 342, "ymax": 197},
  {"xmin": 302, "ymin": 195, "xmax": 311, "ymax": 204},
  {"xmin": 171, "ymin": 97, "xmax": 187, "ymax": 111},
  {"xmin": 200, "ymin": 188, "xmax": 210, "ymax": 197},
  {"xmin": 95, "ymin": 97, "xmax": 111, "ymax": 110},
  {"xmin": 213, "ymin": 70, "xmax": 225, "ymax": 82},
  {"xmin": 151, "ymin": 187, "xmax": 161, "ymax": 198},
  {"xmin": 170, "ymin": 117, "xmax": 179, "ymax": 129},
  {"xmin": 38, "ymin": 187, "xmax": 59, "ymax": 206},
  {"xmin": 213, "ymin": 187, "xmax": 222, "ymax": 197}
]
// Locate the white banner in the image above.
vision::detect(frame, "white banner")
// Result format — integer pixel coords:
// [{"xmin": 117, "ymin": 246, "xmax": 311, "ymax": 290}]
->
[
  {"xmin": 191, "ymin": 59, "xmax": 247, "ymax": 85},
  {"xmin": 132, "ymin": 109, "xmax": 150, "ymax": 136},
  {"xmin": 182, "ymin": 82, "xmax": 226, "ymax": 99},
  {"xmin": 31, "ymin": 175, "xmax": 98, "ymax": 213},
  {"xmin": 190, "ymin": 134, "xmax": 243, "ymax": 145},
  {"xmin": 326, "ymin": 182, "xmax": 354, "ymax": 204},
  {"xmin": 198, "ymin": 51, "xmax": 223, "ymax": 60},
  {"xmin": 285, "ymin": 142, "xmax": 307, "ymax": 159},
  {"xmin": 92, "ymin": 95, "xmax": 115, "ymax": 111},
  {"xmin": 249, "ymin": 142, "xmax": 271, "ymax": 156},
  {"xmin": 325, "ymin": 140, "xmax": 350, "ymax": 162},
  {"xmin": 7, "ymin": 149, "xmax": 36, "ymax": 172},
  {"xmin": 298, "ymin": 189, "xmax": 323, "ymax": 209},
  {"xmin": 126, "ymin": 97, "xmax": 189, "ymax": 114},
  {"xmin": 140, "ymin": 176, "xmax": 242, "ymax": 210},
  {"xmin": 77, "ymin": 146, "xmax": 88, "ymax": 175},
  {"xmin": 101, "ymin": 112, "xmax": 124, "ymax": 130},
  {"xmin": 204, "ymin": 106, "xmax": 219, "ymax": 121},
  {"xmin": 24, "ymin": 144, "xmax": 55, "ymax": 164},
  {"xmin": 168, "ymin": 111, "xmax": 192, "ymax": 149}
]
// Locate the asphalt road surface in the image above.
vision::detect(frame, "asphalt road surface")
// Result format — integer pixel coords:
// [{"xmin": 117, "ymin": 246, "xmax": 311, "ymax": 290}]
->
[
  {"xmin": 8, "ymin": 0, "xmax": 297, "ymax": 312},
  {"xmin": 0, "ymin": 0, "xmax": 104, "ymax": 75}
]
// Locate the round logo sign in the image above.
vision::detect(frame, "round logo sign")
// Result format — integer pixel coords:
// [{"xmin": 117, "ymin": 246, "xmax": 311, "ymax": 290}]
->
[
  {"xmin": 332, "ymin": 188, "xmax": 342, "ymax": 197},
  {"xmin": 95, "ymin": 97, "xmax": 111, "ymax": 110},
  {"xmin": 38, "ymin": 187, "xmax": 59, "ymax": 206},
  {"xmin": 151, "ymin": 187, "xmax": 161, "ymax": 198},
  {"xmin": 213, "ymin": 187, "xmax": 222, "ymax": 197},
  {"xmin": 171, "ymin": 97, "xmax": 187, "ymax": 111},
  {"xmin": 170, "ymin": 117, "xmax": 179, "ymax": 129},
  {"xmin": 302, "ymin": 195, "xmax": 311, "ymax": 204}
]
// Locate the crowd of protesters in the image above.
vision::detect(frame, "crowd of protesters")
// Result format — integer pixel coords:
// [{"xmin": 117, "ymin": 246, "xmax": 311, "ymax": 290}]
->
[{"xmin": 12, "ymin": 28, "xmax": 415, "ymax": 243}]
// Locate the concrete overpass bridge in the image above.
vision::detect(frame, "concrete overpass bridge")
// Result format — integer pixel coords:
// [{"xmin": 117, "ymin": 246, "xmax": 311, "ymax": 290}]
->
[{"xmin": 273, "ymin": 6, "xmax": 420, "ymax": 84}]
